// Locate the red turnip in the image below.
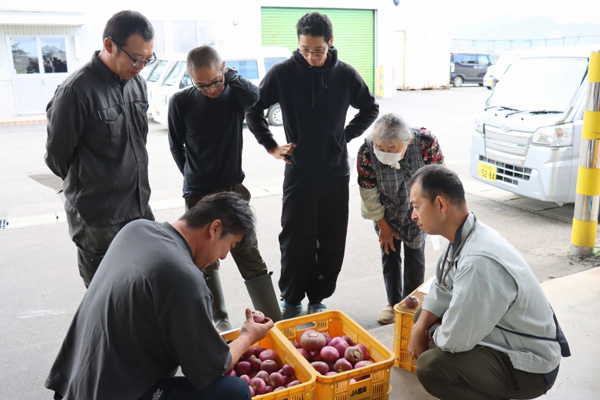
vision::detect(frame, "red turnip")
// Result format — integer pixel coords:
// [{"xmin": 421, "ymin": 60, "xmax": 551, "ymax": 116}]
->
[
  {"xmin": 240, "ymin": 374, "xmax": 251, "ymax": 384},
  {"xmin": 323, "ymin": 332, "xmax": 332, "ymax": 345},
  {"xmin": 293, "ymin": 341, "xmax": 302, "ymax": 349},
  {"xmin": 311, "ymin": 361, "xmax": 329, "ymax": 375},
  {"xmin": 355, "ymin": 343, "xmax": 370, "ymax": 361},
  {"xmin": 259, "ymin": 349, "xmax": 277, "ymax": 362},
  {"xmin": 241, "ymin": 346, "xmax": 254, "ymax": 359},
  {"xmin": 249, "ymin": 386, "xmax": 255, "ymax": 397},
  {"xmin": 260, "ymin": 359, "xmax": 279, "ymax": 374},
  {"xmin": 319, "ymin": 345, "xmax": 340, "ymax": 363},
  {"xmin": 253, "ymin": 346, "xmax": 266, "ymax": 357},
  {"xmin": 345, "ymin": 346, "xmax": 364, "ymax": 365},
  {"xmin": 274, "ymin": 386, "xmax": 286, "ymax": 392},
  {"xmin": 281, "ymin": 364, "xmax": 295, "ymax": 377},
  {"xmin": 249, "ymin": 356, "xmax": 261, "ymax": 371},
  {"xmin": 300, "ymin": 330, "xmax": 326, "ymax": 352},
  {"xmin": 225, "ymin": 369, "xmax": 237, "ymax": 377},
  {"xmin": 405, "ymin": 295, "xmax": 419, "ymax": 309},
  {"xmin": 235, "ymin": 361, "xmax": 252, "ymax": 375},
  {"xmin": 342, "ymin": 335, "xmax": 355, "ymax": 346},
  {"xmin": 250, "ymin": 377, "xmax": 266, "ymax": 395},
  {"xmin": 298, "ymin": 347, "xmax": 311, "ymax": 360},
  {"xmin": 252, "ymin": 310, "xmax": 265, "ymax": 323},
  {"xmin": 311, "ymin": 351, "xmax": 323, "ymax": 362},
  {"xmin": 326, "ymin": 371, "xmax": 338, "ymax": 376},
  {"xmin": 264, "ymin": 385, "xmax": 274, "ymax": 393},
  {"xmin": 329, "ymin": 336, "xmax": 349, "ymax": 356},
  {"xmin": 269, "ymin": 372, "xmax": 285, "ymax": 388},
  {"xmin": 255, "ymin": 370, "xmax": 269, "ymax": 381},
  {"xmin": 334, "ymin": 358, "xmax": 353, "ymax": 373},
  {"xmin": 287, "ymin": 380, "xmax": 301, "ymax": 387},
  {"xmin": 354, "ymin": 360, "xmax": 374, "ymax": 369}
]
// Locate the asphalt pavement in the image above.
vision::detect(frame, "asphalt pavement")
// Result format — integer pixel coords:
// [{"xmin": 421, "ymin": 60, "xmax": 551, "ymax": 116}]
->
[{"xmin": 1, "ymin": 87, "xmax": 599, "ymax": 399}]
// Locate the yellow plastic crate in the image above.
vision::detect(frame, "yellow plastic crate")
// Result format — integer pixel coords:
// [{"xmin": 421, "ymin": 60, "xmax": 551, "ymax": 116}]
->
[
  {"xmin": 274, "ymin": 310, "xmax": 394, "ymax": 400},
  {"xmin": 222, "ymin": 328, "xmax": 316, "ymax": 400},
  {"xmin": 393, "ymin": 288, "xmax": 427, "ymax": 373}
]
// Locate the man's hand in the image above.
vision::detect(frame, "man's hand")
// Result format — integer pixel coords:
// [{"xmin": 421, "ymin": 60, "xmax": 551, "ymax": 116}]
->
[
  {"xmin": 407, "ymin": 324, "xmax": 430, "ymax": 358},
  {"xmin": 268, "ymin": 143, "xmax": 296, "ymax": 165},
  {"xmin": 376, "ymin": 218, "xmax": 398, "ymax": 255},
  {"xmin": 240, "ymin": 308, "xmax": 274, "ymax": 343}
]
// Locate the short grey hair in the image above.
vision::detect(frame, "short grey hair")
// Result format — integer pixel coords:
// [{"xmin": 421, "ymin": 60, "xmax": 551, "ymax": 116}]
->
[
  {"xmin": 187, "ymin": 46, "xmax": 222, "ymax": 72},
  {"xmin": 372, "ymin": 113, "xmax": 412, "ymax": 144}
]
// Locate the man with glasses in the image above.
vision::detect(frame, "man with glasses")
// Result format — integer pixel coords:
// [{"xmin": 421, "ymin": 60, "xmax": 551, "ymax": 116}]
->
[
  {"xmin": 167, "ymin": 46, "xmax": 282, "ymax": 330},
  {"xmin": 246, "ymin": 12, "xmax": 379, "ymax": 318},
  {"xmin": 45, "ymin": 10, "xmax": 156, "ymax": 287}
]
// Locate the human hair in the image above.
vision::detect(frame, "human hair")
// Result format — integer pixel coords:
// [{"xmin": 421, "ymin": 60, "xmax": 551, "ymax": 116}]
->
[
  {"xmin": 296, "ymin": 12, "xmax": 333, "ymax": 43},
  {"xmin": 372, "ymin": 113, "xmax": 413, "ymax": 144},
  {"xmin": 187, "ymin": 46, "xmax": 222, "ymax": 72},
  {"xmin": 102, "ymin": 10, "xmax": 154, "ymax": 46},
  {"xmin": 408, "ymin": 165, "xmax": 466, "ymax": 206},
  {"xmin": 179, "ymin": 192, "xmax": 256, "ymax": 249}
]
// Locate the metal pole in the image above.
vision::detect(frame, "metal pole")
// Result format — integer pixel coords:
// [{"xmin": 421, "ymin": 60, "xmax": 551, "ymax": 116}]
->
[{"xmin": 571, "ymin": 50, "xmax": 600, "ymax": 256}]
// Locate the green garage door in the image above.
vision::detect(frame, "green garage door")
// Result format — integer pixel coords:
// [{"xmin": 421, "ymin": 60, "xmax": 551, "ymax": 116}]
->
[{"xmin": 261, "ymin": 7, "xmax": 375, "ymax": 92}]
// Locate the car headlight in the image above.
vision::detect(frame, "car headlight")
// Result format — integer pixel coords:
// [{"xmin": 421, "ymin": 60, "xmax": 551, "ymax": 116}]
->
[
  {"xmin": 474, "ymin": 113, "xmax": 483, "ymax": 134},
  {"xmin": 531, "ymin": 124, "xmax": 573, "ymax": 146}
]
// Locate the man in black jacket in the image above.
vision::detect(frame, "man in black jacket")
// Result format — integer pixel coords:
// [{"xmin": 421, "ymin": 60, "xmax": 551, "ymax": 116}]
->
[
  {"xmin": 45, "ymin": 11, "xmax": 156, "ymax": 287},
  {"xmin": 246, "ymin": 12, "xmax": 379, "ymax": 318},
  {"xmin": 168, "ymin": 46, "xmax": 282, "ymax": 329}
]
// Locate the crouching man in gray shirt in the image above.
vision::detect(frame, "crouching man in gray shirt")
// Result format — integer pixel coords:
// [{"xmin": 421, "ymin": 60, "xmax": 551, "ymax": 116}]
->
[
  {"xmin": 46, "ymin": 192, "xmax": 273, "ymax": 400},
  {"xmin": 407, "ymin": 165, "xmax": 569, "ymax": 400}
]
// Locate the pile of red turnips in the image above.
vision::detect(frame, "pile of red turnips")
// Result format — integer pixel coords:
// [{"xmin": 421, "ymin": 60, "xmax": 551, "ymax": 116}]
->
[
  {"xmin": 293, "ymin": 330, "xmax": 374, "ymax": 380},
  {"xmin": 227, "ymin": 345, "xmax": 300, "ymax": 396}
]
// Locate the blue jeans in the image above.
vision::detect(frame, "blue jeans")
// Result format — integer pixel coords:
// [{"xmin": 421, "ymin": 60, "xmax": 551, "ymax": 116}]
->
[{"xmin": 140, "ymin": 376, "xmax": 251, "ymax": 400}]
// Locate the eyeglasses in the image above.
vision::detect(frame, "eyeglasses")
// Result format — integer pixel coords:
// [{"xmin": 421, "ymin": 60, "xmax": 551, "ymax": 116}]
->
[
  {"xmin": 192, "ymin": 68, "xmax": 225, "ymax": 92},
  {"xmin": 108, "ymin": 37, "xmax": 156, "ymax": 67},
  {"xmin": 298, "ymin": 49, "xmax": 327, "ymax": 58}
]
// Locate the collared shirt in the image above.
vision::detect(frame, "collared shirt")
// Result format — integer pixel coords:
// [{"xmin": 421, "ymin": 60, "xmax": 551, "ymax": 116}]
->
[
  {"xmin": 423, "ymin": 213, "xmax": 562, "ymax": 374},
  {"xmin": 45, "ymin": 51, "xmax": 152, "ymax": 225}
]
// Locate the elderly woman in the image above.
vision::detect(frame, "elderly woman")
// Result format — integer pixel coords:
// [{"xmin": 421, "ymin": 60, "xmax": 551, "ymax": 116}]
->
[{"xmin": 357, "ymin": 113, "xmax": 444, "ymax": 324}]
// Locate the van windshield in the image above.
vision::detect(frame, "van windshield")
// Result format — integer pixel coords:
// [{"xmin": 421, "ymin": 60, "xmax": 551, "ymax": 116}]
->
[{"xmin": 487, "ymin": 57, "xmax": 588, "ymax": 112}]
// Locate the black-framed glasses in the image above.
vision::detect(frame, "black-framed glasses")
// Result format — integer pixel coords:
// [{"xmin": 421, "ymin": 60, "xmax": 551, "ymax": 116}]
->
[
  {"xmin": 192, "ymin": 68, "xmax": 225, "ymax": 92},
  {"xmin": 298, "ymin": 48, "xmax": 327, "ymax": 58},
  {"xmin": 108, "ymin": 37, "xmax": 156, "ymax": 67}
]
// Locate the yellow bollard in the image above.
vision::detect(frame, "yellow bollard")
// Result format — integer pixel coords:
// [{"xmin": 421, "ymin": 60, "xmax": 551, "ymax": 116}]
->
[{"xmin": 571, "ymin": 51, "xmax": 600, "ymax": 256}]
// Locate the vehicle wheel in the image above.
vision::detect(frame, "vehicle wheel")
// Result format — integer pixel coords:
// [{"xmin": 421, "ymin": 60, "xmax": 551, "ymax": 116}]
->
[
  {"xmin": 478, "ymin": 82, "xmax": 483, "ymax": 86},
  {"xmin": 267, "ymin": 104, "xmax": 283, "ymax": 126},
  {"xmin": 453, "ymin": 76, "xmax": 463, "ymax": 87}
]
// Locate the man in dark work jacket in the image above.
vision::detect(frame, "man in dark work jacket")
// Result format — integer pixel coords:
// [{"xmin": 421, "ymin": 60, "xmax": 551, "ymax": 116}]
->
[
  {"xmin": 246, "ymin": 12, "xmax": 379, "ymax": 318},
  {"xmin": 45, "ymin": 10, "xmax": 156, "ymax": 287}
]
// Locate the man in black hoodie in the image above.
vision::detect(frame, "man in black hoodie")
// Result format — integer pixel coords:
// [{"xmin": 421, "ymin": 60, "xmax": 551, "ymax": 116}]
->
[{"xmin": 246, "ymin": 12, "xmax": 379, "ymax": 318}]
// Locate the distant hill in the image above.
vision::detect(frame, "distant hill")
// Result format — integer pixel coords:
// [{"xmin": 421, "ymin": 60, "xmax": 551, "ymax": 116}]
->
[{"xmin": 452, "ymin": 15, "xmax": 600, "ymax": 40}]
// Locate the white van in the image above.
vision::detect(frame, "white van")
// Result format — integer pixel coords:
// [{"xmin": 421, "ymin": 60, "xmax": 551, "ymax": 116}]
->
[
  {"xmin": 152, "ymin": 47, "xmax": 290, "ymax": 126},
  {"xmin": 142, "ymin": 57, "xmax": 176, "ymax": 116},
  {"xmin": 470, "ymin": 45, "xmax": 599, "ymax": 203}
]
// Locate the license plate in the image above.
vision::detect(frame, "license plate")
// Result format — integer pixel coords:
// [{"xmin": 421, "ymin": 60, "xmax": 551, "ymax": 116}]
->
[{"xmin": 478, "ymin": 162, "xmax": 497, "ymax": 182}]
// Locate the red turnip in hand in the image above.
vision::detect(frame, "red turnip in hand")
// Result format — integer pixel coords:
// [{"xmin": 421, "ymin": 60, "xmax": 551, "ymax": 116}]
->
[
  {"xmin": 405, "ymin": 295, "xmax": 419, "ymax": 309},
  {"xmin": 319, "ymin": 345, "xmax": 340, "ymax": 363},
  {"xmin": 300, "ymin": 330, "xmax": 326, "ymax": 352},
  {"xmin": 311, "ymin": 361, "xmax": 329, "ymax": 375},
  {"xmin": 334, "ymin": 358, "xmax": 353, "ymax": 373},
  {"xmin": 345, "ymin": 346, "xmax": 364, "ymax": 365},
  {"xmin": 252, "ymin": 310, "xmax": 265, "ymax": 323},
  {"xmin": 259, "ymin": 349, "xmax": 277, "ymax": 362},
  {"xmin": 260, "ymin": 359, "xmax": 279, "ymax": 374}
]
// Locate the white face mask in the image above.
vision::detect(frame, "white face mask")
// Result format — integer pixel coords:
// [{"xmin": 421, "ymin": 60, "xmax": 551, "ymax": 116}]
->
[{"xmin": 373, "ymin": 142, "xmax": 409, "ymax": 169}]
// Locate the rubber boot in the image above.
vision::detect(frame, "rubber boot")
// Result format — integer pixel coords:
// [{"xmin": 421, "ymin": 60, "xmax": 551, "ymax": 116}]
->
[
  {"xmin": 245, "ymin": 272, "xmax": 283, "ymax": 322},
  {"xmin": 205, "ymin": 270, "xmax": 232, "ymax": 331}
]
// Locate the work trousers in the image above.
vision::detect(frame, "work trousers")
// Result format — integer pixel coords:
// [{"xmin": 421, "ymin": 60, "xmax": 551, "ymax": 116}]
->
[
  {"xmin": 66, "ymin": 204, "xmax": 154, "ymax": 287},
  {"xmin": 185, "ymin": 183, "xmax": 268, "ymax": 280},
  {"xmin": 279, "ymin": 175, "xmax": 349, "ymax": 305},
  {"xmin": 139, "ymin": 376, "xmax": 251, "ymax": 400},
  {"xmin": 380, "ymin": 237, "xmax": 425, "ymax": 305},
  {"xmin": 417, "ymin": 346, "xmax": 554, "ymax": 400}
]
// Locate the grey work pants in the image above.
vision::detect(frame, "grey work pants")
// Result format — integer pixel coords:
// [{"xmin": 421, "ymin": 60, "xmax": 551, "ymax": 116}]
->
[{"xmin": 184, "ymin": 183, "xmax": 267, "ymax": 280}]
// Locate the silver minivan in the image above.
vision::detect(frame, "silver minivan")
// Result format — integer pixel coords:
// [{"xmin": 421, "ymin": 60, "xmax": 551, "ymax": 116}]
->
[{"xmin": 470, "ymin": 45, "xmax": 598, "ymax": 203}]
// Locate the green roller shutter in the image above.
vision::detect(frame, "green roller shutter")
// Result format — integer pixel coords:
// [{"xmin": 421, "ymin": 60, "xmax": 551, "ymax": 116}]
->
[{"xmin": 261, "ymin": 7, "xmax": 375, "ymax": 92}]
